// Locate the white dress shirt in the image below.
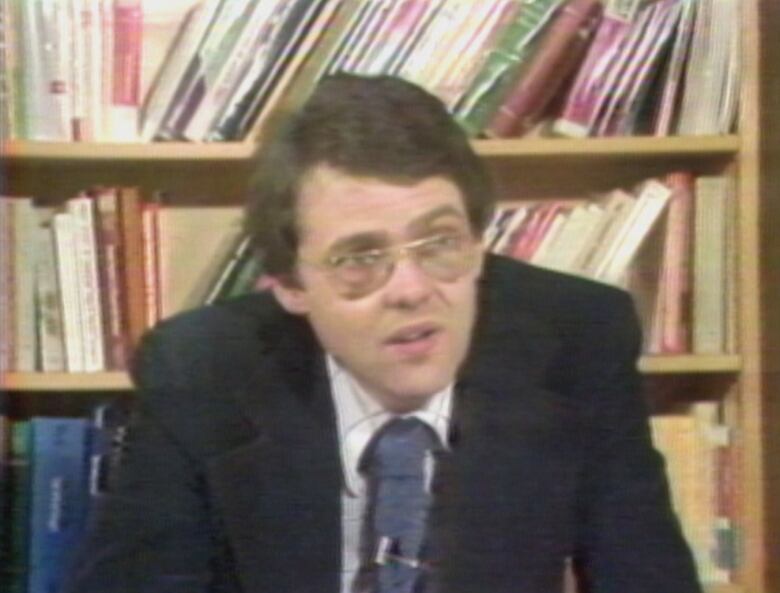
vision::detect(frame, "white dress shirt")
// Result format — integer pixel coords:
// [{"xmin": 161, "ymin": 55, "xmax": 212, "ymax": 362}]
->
[{"xmin": 326, "ymin": 355, "xmax": 453, "ymax": 593}]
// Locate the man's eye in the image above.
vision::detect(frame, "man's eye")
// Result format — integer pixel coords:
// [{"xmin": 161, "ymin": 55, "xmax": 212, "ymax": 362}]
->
[
  {"xmin": 330, "ymin": 250, "xmax": 384, "ymax": 268},
  {"xmin": 422, "ymin": 234, "xmax": 464, "ymax": 252}
]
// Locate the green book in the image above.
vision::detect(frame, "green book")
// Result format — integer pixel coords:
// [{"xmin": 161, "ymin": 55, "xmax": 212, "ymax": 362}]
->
[
  {"xmin": 454, "ymin": 0, "xmax": 563, "ymax": 136},
  {"xmin": 1, "ymin": 421, "xmax": 31, "ymax": 593}
]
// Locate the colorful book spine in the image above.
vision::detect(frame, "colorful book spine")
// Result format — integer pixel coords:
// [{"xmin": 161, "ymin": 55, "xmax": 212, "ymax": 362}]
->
[
  {"xmin": 454, "ymin": 0, "xmax": 564, "ymax": 136},
  {"xmin": 553, "ymin": 0, "xmax": 642, "ymax": 137},
  {"xmin": 110, "ymin": 0, "xmax": 142, "ymax": 140},
  {"xmin": 486, "ymin": 0, "xmax": 603, "ymax": 138}
]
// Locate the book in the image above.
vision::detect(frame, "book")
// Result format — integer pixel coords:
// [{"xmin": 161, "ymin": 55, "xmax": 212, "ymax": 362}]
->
[
  {"xmin": 158, "ymin": 0, "xmax": 256, "ymax": 140},
  {"xmin": 141, "ymin": 199, "xmax": 161, "ymax": 329},
  {"xmin": 156, "ymin": 205, "xmax": 243, "ymax": 317},
  {"xmin": 486, "ymin": 0, "xmax": 603, "ymax": 138},
  {"xmin": 140, "ymin": 0, "xmax": 223, "ymax": 141},
  {"xmin": 180, "ymin": 0, "xmax": 289, "ymax": 141},
  {"xmin": 110, "ymin": 0, "xmax": 143, "ymax": 140},
  {"xmin": 117, "ymin": 187, "xmax": 147, "ymax": 350},
  {"xmin": 0, "ymin": 198, "xmax": 14, "ymax": 373},
  {"xmin": 210, "ymin": 0, "xmax": 341, "ymax": 141},
  {"xmin": 454, "ymin": 0, "xmax": 565, "ymax": 136},
  {"xmin": 592, "ymin": 0, "xmax": 684, "ymax": 137},
  {"xmin": 652, "ymin": 171, "xmax": 694, "ymax": 354},
  {"xmin": 653, "ymin": 0, "xmax": 696, "ymax": 135},
  {"xmin": 3, "ymin": 421, "xmax": 31, "ymax": 593},
  {"xmin": 34, "ymin": 222, "xmax": 67, "ymax": 372},
  {"xmin": 94, "ymin": 187, "xmax": 128, "ymax": 370},
  {"xmin": 87, "ymin": 402, "xmax": 130, "ymax": 499},
  {"xmin": 553, "ymin": 0, "xmax": 643, "ymax": 138},
  {"xmin": 8, "ymin": 197, "xmax": 37, "ymax": 371},
  {"xmin": 19, "ymin": 0, "xmax": 73, "ymax": 140},
  {"xmin": 53, "ymin": 212, "xmax": 85, "ymax": 372},
  {"xmin": 27, "ymin": 417, "xmax": 90, "ymax": 593},
  {"xmin": 692, "ymin": 176, "xmax": 730, "ymax": 353},
  {"xmin": 67, "ymin": 195, "xmax": 106, "ymax": 371}
]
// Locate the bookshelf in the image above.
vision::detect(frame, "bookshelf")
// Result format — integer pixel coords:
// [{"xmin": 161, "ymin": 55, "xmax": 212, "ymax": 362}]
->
[{"xmin": 1, "ymin": 1, "xmax": 778, "ymax": 593}]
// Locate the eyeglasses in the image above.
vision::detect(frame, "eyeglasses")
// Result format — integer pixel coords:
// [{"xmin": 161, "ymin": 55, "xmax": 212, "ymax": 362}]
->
[{"xmin": 299, "ymin": 232, "xmax": 481, "ymax": 298}]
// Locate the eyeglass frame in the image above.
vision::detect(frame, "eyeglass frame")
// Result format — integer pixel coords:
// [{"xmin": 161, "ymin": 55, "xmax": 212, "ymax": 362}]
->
[{"xmin": 295, "ymin": 231, "xmax": 483, "ymax": 298}]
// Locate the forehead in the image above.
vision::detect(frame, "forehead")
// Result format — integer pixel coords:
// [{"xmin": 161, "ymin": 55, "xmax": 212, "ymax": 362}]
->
[{"xmin": 296, "ymin": 165, "xmax": 468, "ymax": 248}]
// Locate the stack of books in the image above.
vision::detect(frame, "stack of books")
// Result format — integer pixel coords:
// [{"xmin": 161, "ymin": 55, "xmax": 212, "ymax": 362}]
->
[
  {"xmin": 650, "ymin": 401, "xmax": 738, "ymax": 584},
  {"xmin": 0, "ymin": 401, "xmax": 130, "ymax": 593},
  {"xmin": 484, "ymin": 173, "xmax": 737, "ymax": 354},
  {"xmin": 1, "ymin": 0, "xmax": 740, "ymax": 142}
]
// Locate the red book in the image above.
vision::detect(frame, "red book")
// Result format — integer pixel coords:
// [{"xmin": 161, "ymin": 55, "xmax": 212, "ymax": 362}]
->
[
  {"xmin": 94, "ymin": 187, "xmax": 128, "ymax": 370},
  {"xmin": 111, "ymin": 0, "xmax": 143, "ymax": 139},
  {"xmin": 486, "ymin": 0, "xmax": 603, "ymax": 138}
]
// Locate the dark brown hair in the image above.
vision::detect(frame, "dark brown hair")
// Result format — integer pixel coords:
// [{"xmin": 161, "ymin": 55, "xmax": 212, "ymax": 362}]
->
[{"xmin": 244, "ymin": 73, "xmax": 496, "ymax": 276}]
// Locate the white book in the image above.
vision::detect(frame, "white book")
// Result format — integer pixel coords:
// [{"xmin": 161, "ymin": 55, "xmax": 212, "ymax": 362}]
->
[
  {"xmin": 597, "ymin": 180, "xmax": 672, "ymax": 285},
  {"xmin": 692, "ymin": 176, "xmax": 729, "ymax": 353},
  {"xmin": 53, "ymin": 212, "xmax": 85, "ymax": 372},
  {"xmin": 20, "ymin": 0, "xmax": 73, "ymax": 140},
  {"xmin": 35, "ymin": 224, "xmax": 66, "ymax": 372},
  {"xmin": 9, "ymin": 198, "xmax": 37, "ymax": 371},
  {"xmin": 66, "ymin": 196, "xmax": 105, "ymax": 372},
  {"xmin": 529, "ymin": 209, "xmax": 571, "ymax": 265},
  {"xmin": 68, "ymin": 0, "xmax": 88, "ymax": 139},
  {"xmin": 541, "ymin": 203, "xmax": 606, "ymax": 274}
]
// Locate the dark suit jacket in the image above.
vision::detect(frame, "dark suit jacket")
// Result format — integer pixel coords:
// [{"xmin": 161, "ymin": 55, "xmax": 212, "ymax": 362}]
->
[{"xmin": 64, "ymin": 255, "xmax": 702, "ymax": 593}]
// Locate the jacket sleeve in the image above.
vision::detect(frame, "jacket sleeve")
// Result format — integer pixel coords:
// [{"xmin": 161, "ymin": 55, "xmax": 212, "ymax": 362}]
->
[
  {"xmin": 62, "ymin": 329, "xmax": 233, "ymax": 593},
  {"xmin": 572, "ymin": 290, "xmax": 703, "ymax": 593}
]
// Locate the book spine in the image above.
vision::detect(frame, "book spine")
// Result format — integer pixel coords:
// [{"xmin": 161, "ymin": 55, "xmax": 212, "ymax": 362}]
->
[
  {"xmin": 0, "ymin": 199, "xmax": 15, "ymax": 373},
  {"xmin": 552, "ymin": 0, "xmax": 642, "ymax": 137},
  {"xmin": 181, "ymin": 0, "xmax": 283, "ymax": 142},
  {"xmin": 140, "ymin": 0, "xmax": 223, "ymax": 141},
  {"xmin": 27, "ymin": 418, "xmax": 90, "ymax": 593},
  {"xmin": 20, "ymin": 0, "xmax": 73, "ymax": 140},
  {"xmin": 141, "ymin": 200, "xmax": 160, "ymax": 328},
  {"xmin": 35, "ymin": 224, "xmax": 67, "ymax": 372},
  {"xmin": 11, "ymin": 198, "xmax": 37, "ymax": 372},
  {"xmin": 659, "ymin": 171, "xmax": 694, "ymax": 353},
  {"xmin": 53, "ymin": 212, "xmax": 86, "ymax": 372},
  {"xmin": 487, "ymin": 0, "xmax": 603, "ymax": 138},
  {"xmin": 454, "ymin": 0, "xmax": 564, "ymax": 136},
  {"xmin": 5, "ymin": 421, "xmax": 31, "ymax": 592},
  {"xmin": 67, "ymin": 196, "xmax": 106, "ymax": 371},
  {"xmin": 95, "ymin": 188, "xmax": 128, "ymax": 370},
  {"xmin": 117, "ymin": 187, "xmax": 146, "ymax": 352},
  {"xmin": 110, "ymin": 0, "xmax": 142, "ymax": 140}
]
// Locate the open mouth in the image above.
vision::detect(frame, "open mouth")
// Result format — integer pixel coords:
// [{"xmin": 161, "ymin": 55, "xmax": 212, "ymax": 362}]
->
[{"xmin": 385, "ymin": 325, "xmax": 441, "ymax": 358}]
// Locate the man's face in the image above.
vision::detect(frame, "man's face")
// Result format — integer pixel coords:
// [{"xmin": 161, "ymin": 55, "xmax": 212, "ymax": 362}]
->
[{"xmin": 271, "ymin": 165, "xmax": 483, "ymax": 412}]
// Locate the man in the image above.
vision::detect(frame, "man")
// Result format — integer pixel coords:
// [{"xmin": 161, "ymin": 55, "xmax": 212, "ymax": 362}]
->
[{"xmin": 65, "ymin": 74, "xmax": 701, "ymax": 593}]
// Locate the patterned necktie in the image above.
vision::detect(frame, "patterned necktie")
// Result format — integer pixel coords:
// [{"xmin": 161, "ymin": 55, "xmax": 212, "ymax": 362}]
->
[{"xmin": 359, "ymin": 417, "xmax": 441, "ymax": 593}]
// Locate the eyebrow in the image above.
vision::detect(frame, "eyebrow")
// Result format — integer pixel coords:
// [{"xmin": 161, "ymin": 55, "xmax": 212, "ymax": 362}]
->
[{"xmin": 328, "ymin": 205, "xmax": 468, "ymax": 253}]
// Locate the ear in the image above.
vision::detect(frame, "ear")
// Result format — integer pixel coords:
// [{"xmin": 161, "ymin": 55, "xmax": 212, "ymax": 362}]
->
[{"xmin": 270, "ymin": 277, "xmax": 310, "ymax": 315}]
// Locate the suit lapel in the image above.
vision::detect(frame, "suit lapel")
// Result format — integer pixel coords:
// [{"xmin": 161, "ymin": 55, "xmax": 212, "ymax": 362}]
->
[
  {"xmin": 205, "ymin": 313, "xmax": 343, "ymax": 593},
  {"xmin": 428, "ymin": 267, "xmax": 588, "ymax": 592}
]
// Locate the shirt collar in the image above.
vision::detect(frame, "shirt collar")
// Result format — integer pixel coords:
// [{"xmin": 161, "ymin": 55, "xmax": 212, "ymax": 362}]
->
[{"xmin": 327, "ymin": 355, "xmax": 452, "ymax": 497}]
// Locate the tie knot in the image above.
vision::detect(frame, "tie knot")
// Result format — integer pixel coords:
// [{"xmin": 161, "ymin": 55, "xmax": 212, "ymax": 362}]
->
[{"xmin": 361, "ymin": 417, "xmax": 440, "ymax": 479}]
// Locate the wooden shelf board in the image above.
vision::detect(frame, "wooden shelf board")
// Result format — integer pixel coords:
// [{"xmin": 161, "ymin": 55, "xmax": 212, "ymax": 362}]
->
[
  {"xmin": 473, "ymin": 135, "xmax": 740, "ymax": 158},
  {"xmin": 2, "ymin": 140, "xmax": 255, "ymax": 162},
  {"xmin": 2, "ymin": 136, "xmax": 740, "ymax": 163},
  {"xmin": 639, "ymin": 354, "xmax": 742, "ymax": 374},
  {"xmin": 1, "ymin": 372, "xmax": 133, "ymax": 392},
  {"xmin": 1, "ymin": 355, "xmax": 740, "ymax": 391}
]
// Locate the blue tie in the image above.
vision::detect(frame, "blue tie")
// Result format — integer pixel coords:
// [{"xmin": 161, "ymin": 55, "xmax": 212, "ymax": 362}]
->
[{"xmin": 359, "ymin": 417, "xmax": 441, "ymax": 593}]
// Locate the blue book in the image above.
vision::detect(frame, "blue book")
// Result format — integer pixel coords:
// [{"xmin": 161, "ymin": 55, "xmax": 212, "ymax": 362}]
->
[{"xmin": 27, "ymin": 418, "xmax": 90, "ymax": 593}]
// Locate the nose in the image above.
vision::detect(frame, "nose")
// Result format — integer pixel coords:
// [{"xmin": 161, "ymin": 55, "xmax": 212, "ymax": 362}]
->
[{"xmin": 380, "ymin": 254, "xmax": 435, "ymax": 309}]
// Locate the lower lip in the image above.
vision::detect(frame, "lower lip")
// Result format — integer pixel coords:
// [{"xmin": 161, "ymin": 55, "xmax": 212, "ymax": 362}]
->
[{"xmin": 385, "ymin": 331, "xmax": 440, "ymax": 359}]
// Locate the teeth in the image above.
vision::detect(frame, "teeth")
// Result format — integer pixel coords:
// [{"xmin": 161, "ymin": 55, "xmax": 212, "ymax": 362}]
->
[{"xmin": 397, "ymin": 330, "xmax": 430, "ymax": 343}]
